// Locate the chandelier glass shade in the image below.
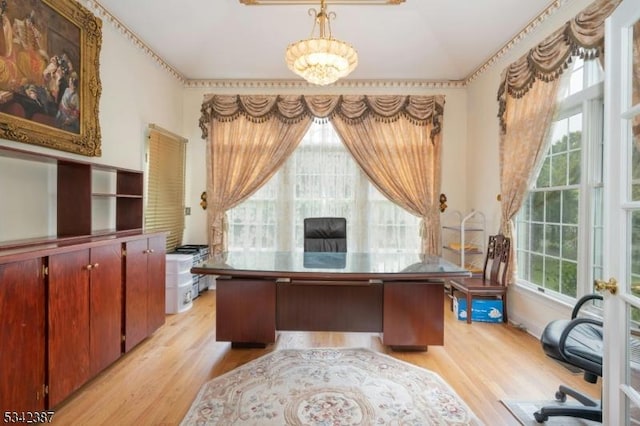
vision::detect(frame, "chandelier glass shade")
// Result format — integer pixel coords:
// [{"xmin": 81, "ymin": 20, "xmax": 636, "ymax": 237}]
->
[{"xmin": 285, "ymin": 1, "xmax": 358, "ymax": 85}]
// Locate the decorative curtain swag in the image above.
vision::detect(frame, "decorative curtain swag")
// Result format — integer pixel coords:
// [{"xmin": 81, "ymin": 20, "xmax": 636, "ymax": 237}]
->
[
  {"xmin": 497, "ymin": 0, "xmax": 621, "ymax": 134},
  {"xmin": 200, "ymin": 95, "xmax": 445, "ymax": 143}
]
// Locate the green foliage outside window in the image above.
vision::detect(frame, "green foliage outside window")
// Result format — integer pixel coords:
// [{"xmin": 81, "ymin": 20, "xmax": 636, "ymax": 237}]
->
[{"xmin": 516, "ymin": 128, "xmax": 582, "ymax": 297}]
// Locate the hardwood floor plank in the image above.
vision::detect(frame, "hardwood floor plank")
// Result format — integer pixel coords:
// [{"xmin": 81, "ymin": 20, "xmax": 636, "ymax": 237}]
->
[{"xmin": 51, "ymin": 290, "xmax": 600, "ymax": 425}]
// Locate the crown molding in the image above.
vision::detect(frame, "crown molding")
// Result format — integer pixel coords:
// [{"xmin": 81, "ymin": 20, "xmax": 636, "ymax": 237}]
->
[
  {"xmin": 79, "ymin": 0, "xmax": 186, "ymax": 83},
  {"xmin": 240, "ymin": 0, "xmax": 405, "ymax": 4},
  {"xmin": 464, "ymin": 0, "xmax": 568, "ymax": 85},
  {"xmin": 184, "ymin": 79, "xmax": 466, "ymax": 90},
  {"xmin": 90, "ymin": 0, "xmax": 567, "ymax": 89}
]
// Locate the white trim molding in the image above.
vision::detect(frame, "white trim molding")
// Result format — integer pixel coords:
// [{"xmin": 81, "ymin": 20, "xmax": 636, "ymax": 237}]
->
[
  {"xmin": 184, "ymin": 79, "xmax": 466, "ymax": 90},
  {"xmin": 465, "ymin": 0, "xmax": 569, "ymax": 84},
  {"xmin": 88, "ymin": 0, "xmax": 569, "ymax": 88},
  {"xmin": 239, "ymin": 0, "xmax": 405, "ymax": 4},
  {"xmin": 79, "ymin": 0, "xmax": 186, "ymax": 83}
]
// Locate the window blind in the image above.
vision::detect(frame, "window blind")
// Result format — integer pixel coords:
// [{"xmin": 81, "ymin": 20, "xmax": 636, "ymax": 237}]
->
[{"xmin": 145, "ymin": 125, "xmax": 187, "ymax": 251}]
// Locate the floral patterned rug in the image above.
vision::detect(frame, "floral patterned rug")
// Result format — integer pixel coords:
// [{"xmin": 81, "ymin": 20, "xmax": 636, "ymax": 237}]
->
[{"xmin": 181, "ymin": 347, "xmax": 482, "ymax": 425}]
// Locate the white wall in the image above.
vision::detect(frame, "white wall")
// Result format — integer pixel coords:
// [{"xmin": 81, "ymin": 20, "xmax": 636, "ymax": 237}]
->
[
  {"xmin": 465, "ymin": 0, "xmax": 595, "ymax": 336},
  {"xmin": 0, "ymin": 6, "xmax": 184, "ymax": 242},
  {"xmin": 180, "ymin": 85, "xmax": 468, "ymax": 245},
  {"xmin": 96, "ymin": 17, "xmax": 185, "ymax": 170}
]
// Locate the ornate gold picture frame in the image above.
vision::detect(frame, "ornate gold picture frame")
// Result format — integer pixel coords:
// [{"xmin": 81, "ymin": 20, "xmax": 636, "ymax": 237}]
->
[{"xmin": 0, "ymin": 0, "xmax": 102, "ymax": 156}]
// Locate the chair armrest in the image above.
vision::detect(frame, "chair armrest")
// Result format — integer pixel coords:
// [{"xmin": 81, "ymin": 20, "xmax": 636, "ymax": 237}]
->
[
  {"xmin": 571, "ymin": 294, "xmax": 603, "ymax": 319},
  {"xmin": 557, "ymin": 317, "xmax": 603, "ymax": 375},
  {"xmin": 558, "ymin": 317, "xmax": 603, "ymax": 352}
]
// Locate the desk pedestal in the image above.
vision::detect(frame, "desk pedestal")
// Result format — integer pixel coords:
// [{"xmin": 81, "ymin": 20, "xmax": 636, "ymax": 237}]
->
[
  {"xmin": 383, "ymin": 281, "xmax": 444, "ymax": 350},
  {"xmin": 216, "ymin": 279, "xmax": 276, "ymax": 347}
]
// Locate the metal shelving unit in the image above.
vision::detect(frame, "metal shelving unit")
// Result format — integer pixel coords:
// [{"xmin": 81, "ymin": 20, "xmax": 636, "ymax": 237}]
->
[{"xmin": 441, "ymin": 210, "xmax": 486, "ymax": 275}]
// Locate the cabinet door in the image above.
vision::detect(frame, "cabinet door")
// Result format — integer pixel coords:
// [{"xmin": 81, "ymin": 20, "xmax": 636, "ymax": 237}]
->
[
  {"xmin": 146, "ymin": 235, "xmax": 166, "ymax": 335},
  {"xmin": 48, "ymin": 249, "xmax": 91, "ymax": 407},
  {"xmin": 89, "ymin": 244, "xmax": 122, "ymax": 377},
  {"xmin": 123, "ymin": 239, "xmax": 149, "ymax": 352},
  {"xmin": 0, "ymin": 258, "xmax": 45, "ymax": 412}
]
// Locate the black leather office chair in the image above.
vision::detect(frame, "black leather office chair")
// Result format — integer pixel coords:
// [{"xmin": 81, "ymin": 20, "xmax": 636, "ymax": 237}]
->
[
  {"xmin": 303, "ymin": 217, "xmax": 347, "ymax": 252},
  {"xmin": 534, "ymin": 294, "xmax": 603, "ymax": 423}
]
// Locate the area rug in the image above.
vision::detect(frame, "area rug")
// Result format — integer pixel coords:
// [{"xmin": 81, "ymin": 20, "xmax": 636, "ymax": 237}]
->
[
  {"xmin": 501, "ymin": 400, "xmax": 600, "ymax": 425},
  {"xmin": 181, "ymin": 347, "xmax": 482, "ymax": 425}
]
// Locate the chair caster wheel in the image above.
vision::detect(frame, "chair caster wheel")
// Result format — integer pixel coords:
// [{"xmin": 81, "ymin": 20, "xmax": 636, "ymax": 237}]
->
[
  {"xmin": 534, "ymin": 410, "xmax": 547, "ymax": 423},
  {"xmin": 555, "ymin": 390, "xmax": 567, "ymax": 402}
]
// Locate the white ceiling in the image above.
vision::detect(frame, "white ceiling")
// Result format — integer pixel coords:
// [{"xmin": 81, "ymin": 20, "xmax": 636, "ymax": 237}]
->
[{"xmin": 94, "ymin": 0, "xmax": 561, "ymax": 83}]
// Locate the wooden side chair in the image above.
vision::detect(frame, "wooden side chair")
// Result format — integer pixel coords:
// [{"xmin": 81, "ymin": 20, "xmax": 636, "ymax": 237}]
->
[{"xmin": 449, "ymin": 234, "xmax": 511, "ymax": 324}]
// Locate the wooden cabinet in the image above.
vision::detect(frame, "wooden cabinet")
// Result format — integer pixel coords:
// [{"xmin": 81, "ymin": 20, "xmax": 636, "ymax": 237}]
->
[
  {"xmin": 0, "ymin": 258, "xmax": 46, "ymax": 412},
  {"xmin": 123, "ymin": 235, "xmax": 166, "ymax": 352},
  {"xmin": 47, "ymin": 242, "xmax": 122, "ymax": 407},
  {"xmin": 0, "ymin": 144, "xmax": 165, "ymax": 410}
]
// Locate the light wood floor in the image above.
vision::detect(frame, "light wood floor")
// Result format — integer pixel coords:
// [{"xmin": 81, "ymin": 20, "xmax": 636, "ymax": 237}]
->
[{"xmin": 51, "ymin": 289, "xmax": 600, "ymax": 425}]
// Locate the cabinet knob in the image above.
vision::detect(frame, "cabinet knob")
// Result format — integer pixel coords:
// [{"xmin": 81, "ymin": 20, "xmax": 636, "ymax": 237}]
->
[
  {"xmin": 149, "ymin": 249, "xmax": 155, "ymax": 253},
  {"xmin": 93, "ymin": 263, "xmax": 99, "ymax": 268},
  {"xmin": 86, "ymin": 264, "xmax": 93, "ymax": 270}
]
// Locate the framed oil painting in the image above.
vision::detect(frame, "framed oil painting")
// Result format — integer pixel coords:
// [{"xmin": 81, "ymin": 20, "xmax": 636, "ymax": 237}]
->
[{"xmin": 0, "ymin": 0, "xmax": 102, "ymax": 156}]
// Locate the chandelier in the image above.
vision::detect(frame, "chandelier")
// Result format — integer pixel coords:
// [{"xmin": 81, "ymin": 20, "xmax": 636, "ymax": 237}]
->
[{"xmin": 285, "ymin": 0, "xmax": 358, "ymax": 85}]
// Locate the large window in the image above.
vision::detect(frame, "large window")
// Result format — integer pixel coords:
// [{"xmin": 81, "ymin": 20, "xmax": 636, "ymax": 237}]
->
[
  {"xmin": 227, "ymin": 121, "xmax": 421, "ymax": 253},
  {"xmin": 516, "ymin": 58, "xmax": 604, "ymax": 301}
]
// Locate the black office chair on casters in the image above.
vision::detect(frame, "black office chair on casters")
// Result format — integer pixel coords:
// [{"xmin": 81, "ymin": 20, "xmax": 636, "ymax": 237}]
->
[
  {"xmin": 534, "ymin": 294, "xmax": 603, "ymax": 423},
  {"xmin": 303, "ymin": 217, "xmax": 347, "ymax": 252}
]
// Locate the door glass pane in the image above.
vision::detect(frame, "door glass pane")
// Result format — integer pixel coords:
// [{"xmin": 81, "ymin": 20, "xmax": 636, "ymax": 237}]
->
[
  {"xmin": 627, "ymin": 305, "xmax": 640, "ymax": 423},
  {"xmin": 633, "ymin": 144, "xmax": 640, "ymax": 201},
  {"xmin": 633, "ymin": 20, "xmax": 640, "ymax": 201},
  {"xmin": 593, "ymin": 187, "xmax": 604, "ymax": 280},
  {"xmin": 632, "ymin": 211, "xmax": 640, "ymax": 297},
  {"xmin": 633, "ymin": 20, "xmax": 639, "ymax": 107}
]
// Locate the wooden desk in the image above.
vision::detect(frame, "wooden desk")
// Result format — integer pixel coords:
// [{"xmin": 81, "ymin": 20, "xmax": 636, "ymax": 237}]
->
[{"xmin": 192, "ymin": 252, "xmax": 470, "ymax": 351}]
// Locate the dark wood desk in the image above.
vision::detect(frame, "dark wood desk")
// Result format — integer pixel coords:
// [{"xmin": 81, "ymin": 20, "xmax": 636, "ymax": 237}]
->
[{"xmin": 192, "ymin": 251, "xmax": 470, "ymax": 351}]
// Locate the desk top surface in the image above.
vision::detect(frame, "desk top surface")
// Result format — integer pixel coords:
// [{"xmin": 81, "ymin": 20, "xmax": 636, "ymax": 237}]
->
[{"xmin": 192, "ymin": 251, "xmax": 471, "ymax": 281}]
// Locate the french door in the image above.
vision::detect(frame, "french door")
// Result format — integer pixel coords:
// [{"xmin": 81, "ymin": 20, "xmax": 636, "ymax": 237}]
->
[{"xmin": 603, "ymin": 0, "xmax": 640, "ymax": 424}]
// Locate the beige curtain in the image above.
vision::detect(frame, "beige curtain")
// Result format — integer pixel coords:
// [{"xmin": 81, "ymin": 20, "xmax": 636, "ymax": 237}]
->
[
  {"xmin": 497, "ymin": 0, "xmax": 620, "ymax": 283},
  {"xmin": 201, "ymin": 95, "xmax": 312, "ymax": 254},
  {"xmin": 331, "ymin": 95, "xmax": 444, "ymax": 255},
  {"xmin": 499, "ymin": 78, "xmax": 561, "ymax": 280},
  {"xmin": 199, "ymin": 94, "xmax": 445, "ymax": 255}
]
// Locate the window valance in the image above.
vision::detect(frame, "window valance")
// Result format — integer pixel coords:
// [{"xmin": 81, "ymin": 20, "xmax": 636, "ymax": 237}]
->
[
  {"xmin": 497, "ymin": 0, "xmax": 620, "ymax": 133},
  {"xmin": 199, "ymin": 95, "xmax": 445, "ymax": 141}
]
